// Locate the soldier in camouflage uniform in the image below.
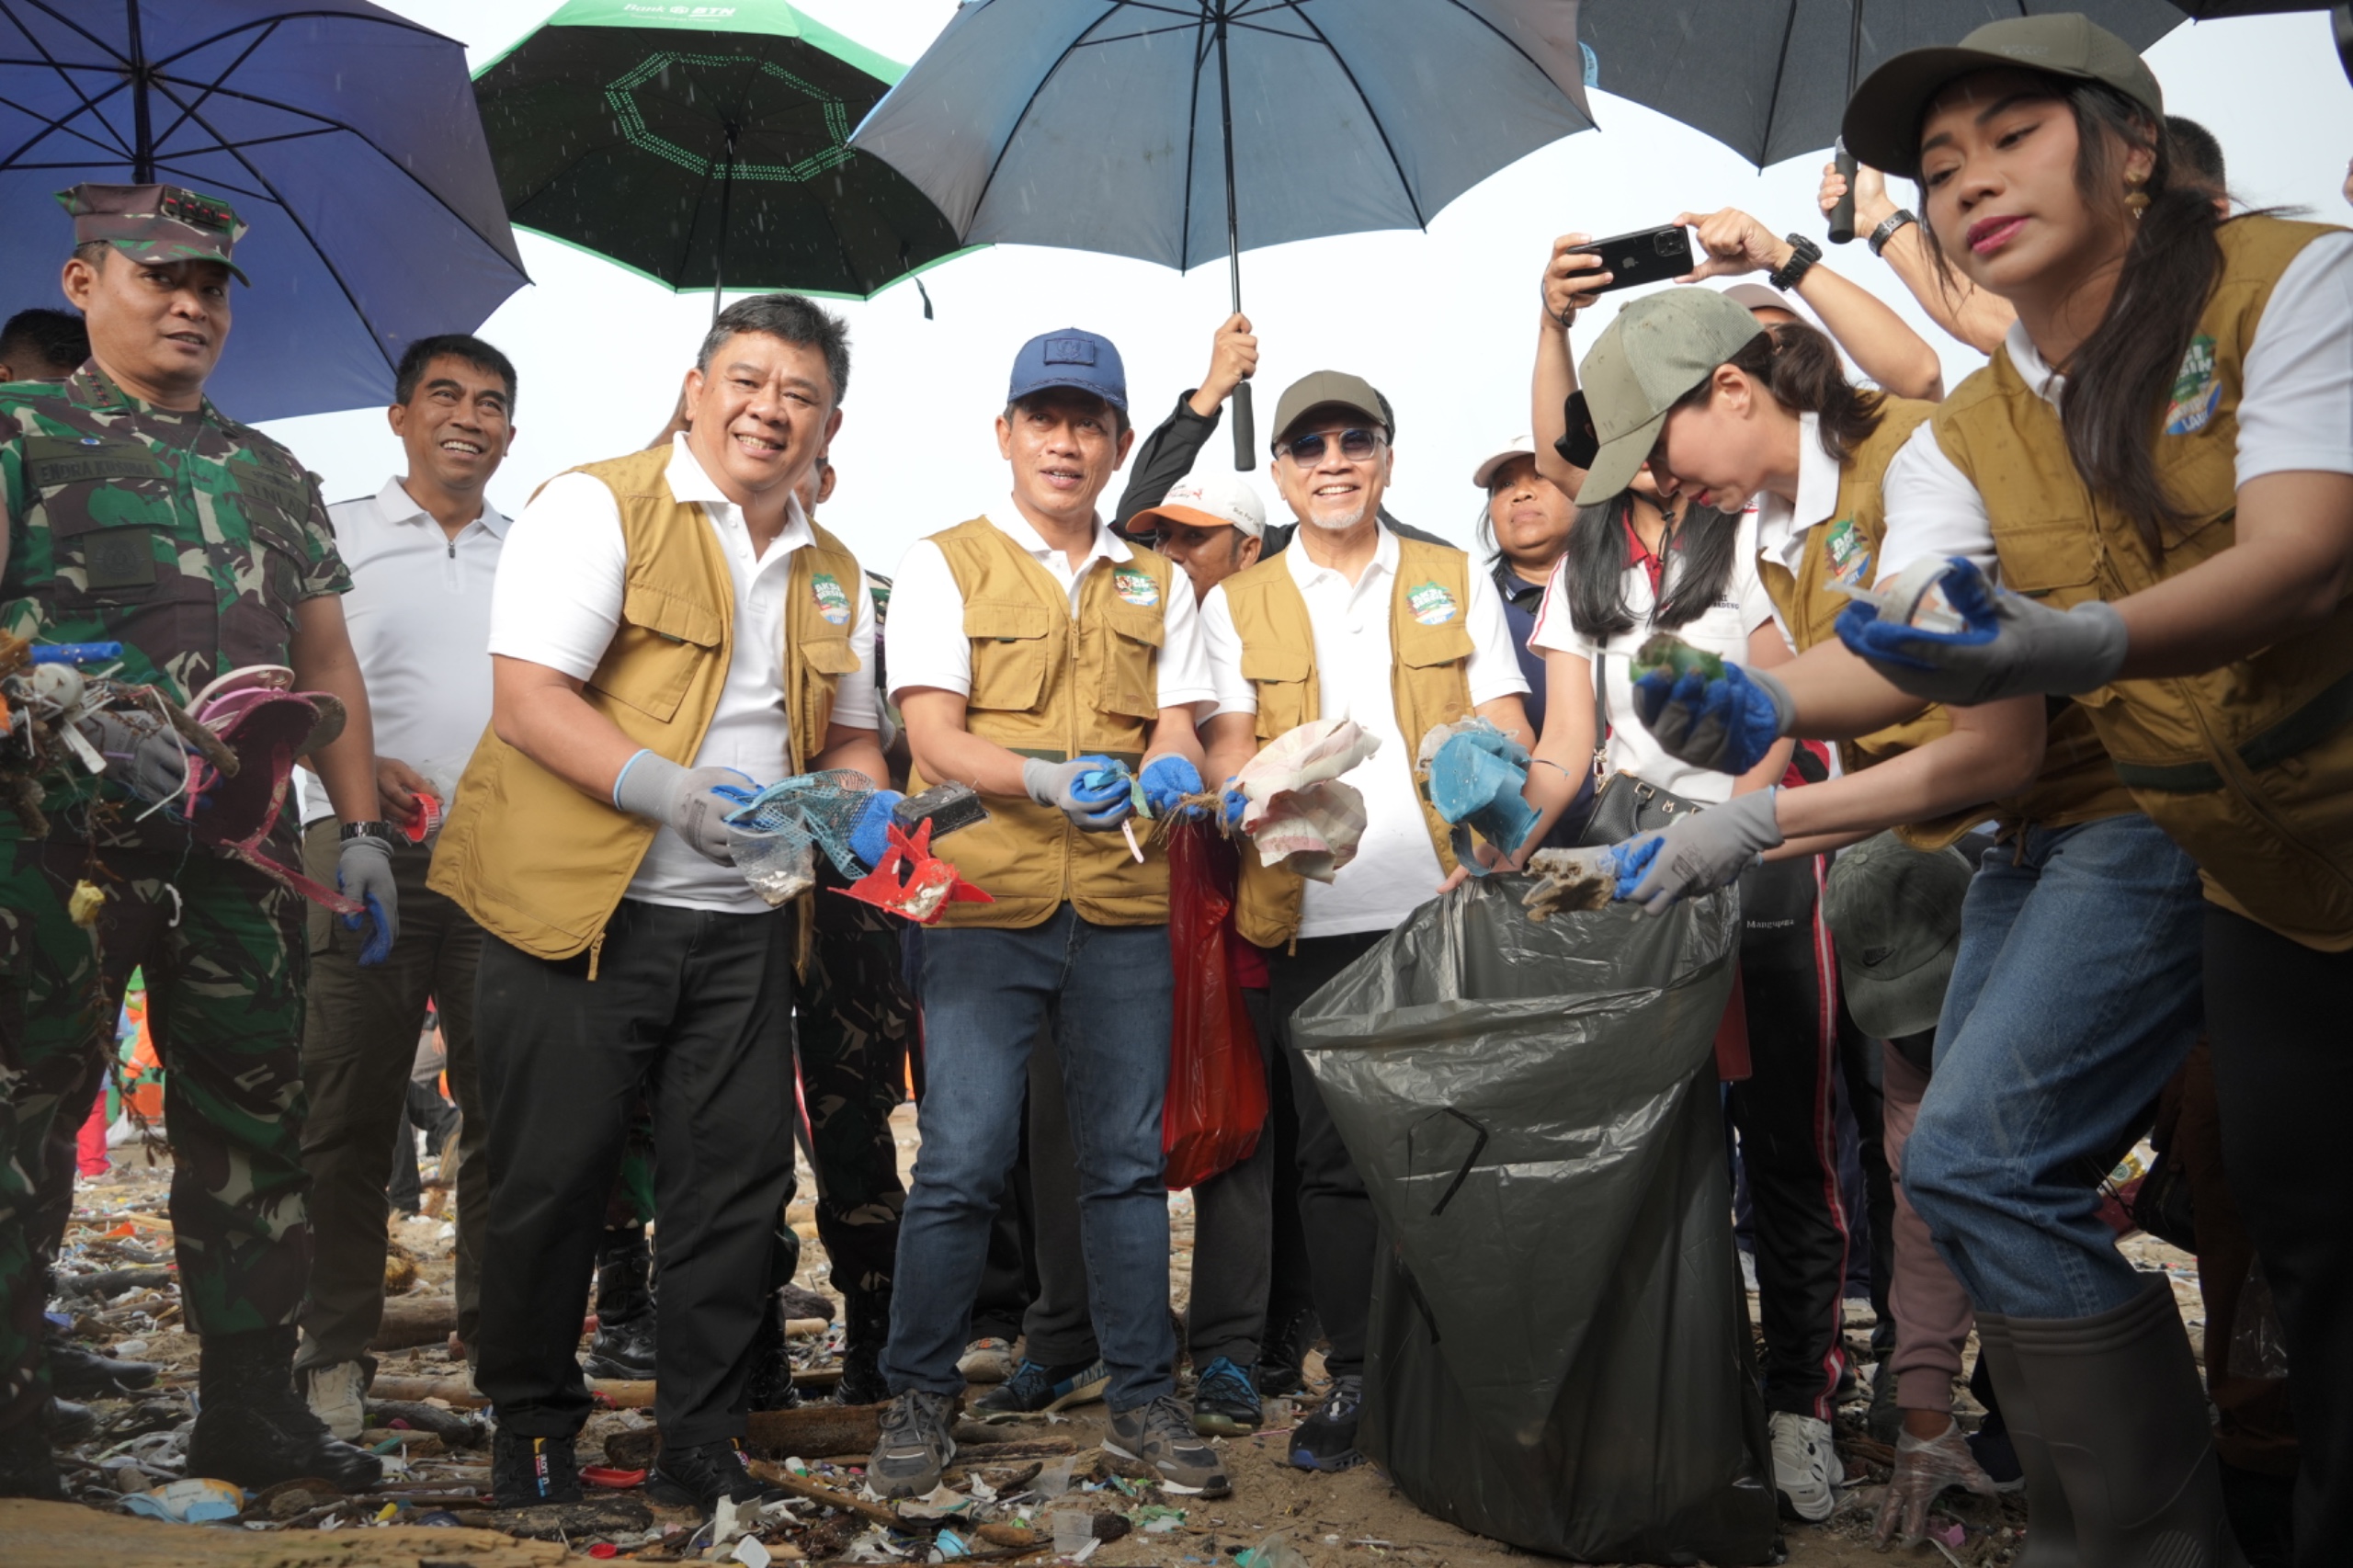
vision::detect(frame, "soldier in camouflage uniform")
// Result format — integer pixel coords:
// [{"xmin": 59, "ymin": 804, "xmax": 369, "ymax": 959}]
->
[{"xmin": 0, "ymin": 184, "xmax": 395, "ymax": 1498}]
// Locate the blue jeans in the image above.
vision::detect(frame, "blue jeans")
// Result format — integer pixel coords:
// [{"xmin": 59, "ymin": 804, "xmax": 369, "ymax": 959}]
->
[
  {"xmin": 1903, "ymin": 814, "xmax": 2202, "ymax": 1320},
  {"xmin": 884, "ymin": 909, "xmax": 1176, "ymax": 1410}
]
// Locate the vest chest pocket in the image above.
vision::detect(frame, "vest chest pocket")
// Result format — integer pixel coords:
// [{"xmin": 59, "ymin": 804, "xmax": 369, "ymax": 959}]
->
[
  {"xmin": 1395, "ymin": 619, "xmax": 1476, "ymax": 670},
  {"xmin": 1992, "ymin": 514, "xmax": 2101, "ymax": 606},
  {"xmin": 1242, "ymin": 642, "xmax": 1313, "ymax": 741},
  {"xmin": 1096, "ymin": 599, "xmax": 1165, "ymax": 720},
  {"xmin": 28, "ymin": 437, "xmax": 178, "ymax": 604},
  {"xmin": 589, "ymin": 580, "xmax": 723, "ymax": 722},
  {"xmin": 796, "ymin": 629, "xmax": 860, "ymax": 739},
  {"xmin": 965, "ymin": 600, "xmax": 1056, "ymax": 712}
]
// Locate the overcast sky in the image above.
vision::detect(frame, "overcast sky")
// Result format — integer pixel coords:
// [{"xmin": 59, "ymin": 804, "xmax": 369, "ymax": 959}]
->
[{"xmin": 256, "ymin": 2, "xmax": 2353, "ymax": 576}]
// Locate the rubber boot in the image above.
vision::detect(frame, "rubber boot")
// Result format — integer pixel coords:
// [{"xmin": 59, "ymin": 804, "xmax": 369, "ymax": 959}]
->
[
  {"xmin": 185, "ymin": 1325, "xmax": 383, "ymax": 1492},
  {"xmin": 584, "ymin": 1223, "xmax": 656, "ymax": 1381},
  {"xmin": 835, "ymin": 1279, "xmax": 892, "ymax": 1407},
  {"xmin": 2006, "ymin": 1278, "xmax": 2249, "ymax": 1568},
  {"xmin": 1976, "ymin": 1313, "xmax": 2075, "ymax": 1568}
]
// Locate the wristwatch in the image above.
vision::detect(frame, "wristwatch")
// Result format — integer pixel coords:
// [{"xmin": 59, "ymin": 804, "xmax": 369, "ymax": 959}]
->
[
  {"xmin": 339, "ymin": 819, "xmax": 399, "ymax": 846},
  {"xmin": 1768, "ymin": 233, "xmax": 1821, "ymax": 291},
  {"xmin": 1868, "ymin": 210, "xmax": 1918, "ymax": 257}
]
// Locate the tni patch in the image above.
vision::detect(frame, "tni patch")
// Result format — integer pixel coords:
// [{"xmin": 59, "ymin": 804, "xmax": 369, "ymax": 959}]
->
[{"xmin": 83, "ymin": 526, "xmax": 158, "ymax": 591}]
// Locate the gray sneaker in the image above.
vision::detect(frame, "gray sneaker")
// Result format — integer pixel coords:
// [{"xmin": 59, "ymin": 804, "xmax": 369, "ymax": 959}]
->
[
  {"xmin": 870, "ymin": 1390, "xmax": 958, "ymax": 1498},
  {"xmin": 1105, "ymin": 1394, "xmax": 1231, "ymax": 1496}
]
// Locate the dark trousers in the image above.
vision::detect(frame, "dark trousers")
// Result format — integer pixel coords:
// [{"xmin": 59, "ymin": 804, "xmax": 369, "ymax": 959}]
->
[
  {"xmin": 1269, "ymin": 931, "xmax": 1386, "ymax": 1381},
  {"xmin": 2206, "ymin": 905, "xmax": 2353, "ymax": 1568},
  {"xmin": 474, "ymin": 898, "xmax": 798, "ymax": 1446},
  {"xmin": 1020, "ymin": 1028, "xmax": 1102, "ymax": 1369},
  {"xmin": 1727, "ymin": 855, "xmax": 1854, "ymax": 1420},
  {"xmin": 387, "ymin": 1079, "xmax": 460, "ymax": 1218},
  {"xmin": 1186, "ymin": 986, "xmax": 1281, "ymax": 1369},
  {"xmin": 295, "ymin": 821, "xmax": 483, "ymax": 1372}
]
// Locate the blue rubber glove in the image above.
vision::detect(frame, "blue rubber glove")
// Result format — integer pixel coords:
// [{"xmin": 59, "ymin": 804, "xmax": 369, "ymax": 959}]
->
[
  {"xmin": 1023, "ymin": 755, "xmax": 1133, "ymax": 832},
  {"xmin": 1835, "ymin": 556, "xmax": 2126, "ymax": 704},
  {"xmin": 1140, "ymin": 755, "xmax": 1206, "ymax": 819},
  {"xmin": 1607, "ymin": 835, "xmax": 1664, "ymax": 900},
  {"xmin": 848, "ymin": 790, "xmax": 906, "ymax": 869},
  {"xmin": 1631, "ymin": 660, "xmax": 1794, "ymax": 777},
  {"xmin": 335, "ymin": 836, "xmax": 399, "ymax": 966},
  {"xmin": 1220, "ymin": 779, "xmax": 1248, "ymax": 829},
  {"xmin": 1623, "ymin": 790, "xmax": 1783, "ymax": 915}
]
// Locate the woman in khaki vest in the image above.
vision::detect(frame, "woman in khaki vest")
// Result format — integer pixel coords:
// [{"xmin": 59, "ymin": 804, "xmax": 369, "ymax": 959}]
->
[{"xmin": 1636, "ymin": 15, "xmax": 2353, "ymax": 1564}]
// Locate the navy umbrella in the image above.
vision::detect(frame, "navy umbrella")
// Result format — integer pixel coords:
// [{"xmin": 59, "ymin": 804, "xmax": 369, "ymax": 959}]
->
[
  {"xmin": 0, "ymin": 0, "xmax": 527, "ymax": 421},
  {"xmin": 849, "ymin": 0, "xmax": 1597, "ymax": 467}
]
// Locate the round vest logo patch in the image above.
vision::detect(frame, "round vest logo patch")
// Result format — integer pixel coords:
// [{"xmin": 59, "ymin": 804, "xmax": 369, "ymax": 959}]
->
[
  {"xmin": 1407, "ymin": 580, "xmax": 1459, "ymax": 625},
  {"xmin": 2164, "ymin": 335, "xmax": 2221, "ymax": 437},
  {"xmin": 1112, "ymin": 565, "xmax": 1160, "ymax": 607},
  {"xmin": 811, "ymin": 572, "xmax": 853, "ymax": 626}
]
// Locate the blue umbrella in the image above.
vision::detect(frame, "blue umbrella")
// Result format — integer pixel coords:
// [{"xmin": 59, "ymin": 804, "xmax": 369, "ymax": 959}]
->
[
  {"xmin": 849, "ymin": 0, "xmax": 1596, "ymax": 466},
  {"xmin": 0, "ymin": 1, "xmax": 528, "ymax": 421}
]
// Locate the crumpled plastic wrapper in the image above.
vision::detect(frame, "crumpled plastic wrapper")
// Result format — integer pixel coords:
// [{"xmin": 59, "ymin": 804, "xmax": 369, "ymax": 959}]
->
[{"xmin": 1233, "ymin": 717, "xmax": 1381, "ymax": 883}]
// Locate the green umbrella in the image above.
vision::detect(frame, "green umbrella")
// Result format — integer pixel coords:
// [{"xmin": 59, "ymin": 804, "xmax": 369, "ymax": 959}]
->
[{"xmin": 472, "ymin": 0, "xmax": 972, "ymax": 315}]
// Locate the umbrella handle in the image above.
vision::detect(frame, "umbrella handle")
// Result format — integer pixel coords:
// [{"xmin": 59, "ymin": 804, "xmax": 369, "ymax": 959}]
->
[
  {"xmin": 1827, "ymin": 142, "xmax": 1859, "ymax": 245},
  {"xmin": 1232, "ymin": 381, "xmax": 1256, "ymax": 472}
]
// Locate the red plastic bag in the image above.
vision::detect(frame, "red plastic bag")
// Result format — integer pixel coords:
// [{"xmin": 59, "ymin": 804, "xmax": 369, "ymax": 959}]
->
[{"xmin": 1163, "ymin": 821, "xmax": 1269, "ymax": 1190}]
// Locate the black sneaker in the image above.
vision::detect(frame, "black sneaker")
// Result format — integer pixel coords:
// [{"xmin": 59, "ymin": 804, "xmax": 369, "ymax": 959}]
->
[
  {"xmin": 971, "ymin": 1357, "xmax": 1108, "ymax": 1415},
  {"xmin": 491, "ymin": 1428, "xmax": 585, "ymax": 1508},
  {"xmin": 1257, "ymin": 1305, "xmax": 1320, "ymax": 1398},
  {"xmin": 650, "ymin": 1437, "xmax": 772, "ymax": 1512},
  {"xmin": 45, "ymin": 1334, "xmax": 159, "ymax": 1397},
  {"xmin": 870, "ymin": 1390, "xmax": 957, "ymax": 1498},
  {"xmin": 1107, "ymin": 1394, "xmax": 1231, "ymax": 1496},
  {"xmin": 1191, "ymin": 1358, "xmax": 1262, "ymax": 1437},
  {"xmin": 1289, "ymin": 1374, "xmax": 1365, "ymax": 1472}
]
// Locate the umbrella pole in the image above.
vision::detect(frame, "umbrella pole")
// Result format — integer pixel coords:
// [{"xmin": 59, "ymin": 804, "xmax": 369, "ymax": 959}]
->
[
  {"xmin": 713, "ymin": 125, "xmax": 739, "ymax": 324},
  {"xmin": 128, "ymin": 0, "xmax": 154, "ymax": 181},
  {"xmin": 1215, "ymin": 5, "xmax": 1252, "ymax": 471}
]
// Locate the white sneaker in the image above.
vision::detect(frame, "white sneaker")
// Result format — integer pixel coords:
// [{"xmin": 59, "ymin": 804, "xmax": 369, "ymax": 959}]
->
[
  {"xmin": 305, "ymin": 1359, "xmax": 368, "ymax": 1441},
  {"xmin": 1768, "ymin": 1410, "xmax": 1839, "ymax": 1522},
  {"xmin": 956, "ymin": 1336, "xmax": 1016, "ymax": 1383}
]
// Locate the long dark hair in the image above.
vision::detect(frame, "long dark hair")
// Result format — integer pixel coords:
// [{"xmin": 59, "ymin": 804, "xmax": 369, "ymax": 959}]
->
[
  {"xmin": 1916, "ymin": 80, "xmax": 2226, "ymax": 554},
  {"xmin": 1667, "ymin": 318, "xmax": 1887, "ymax": 463},
  {"xmin": 1562, "ymin": 492, "xmax": 1744, "ymax": 641}
]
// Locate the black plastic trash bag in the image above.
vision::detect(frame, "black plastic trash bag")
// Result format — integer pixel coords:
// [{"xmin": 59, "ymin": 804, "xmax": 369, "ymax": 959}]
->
[{"xmin": 1290, "ymin": 878, "xmax": 1778, "ymax": 1565}]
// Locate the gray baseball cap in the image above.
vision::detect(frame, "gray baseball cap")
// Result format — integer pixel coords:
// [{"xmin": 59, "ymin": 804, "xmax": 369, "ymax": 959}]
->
[
  {"xmin": 1821, "ymin": 832, "xmax": 1977, "ymax": 1041},
  {"xmin": 1842, "ymin": 14, "xmax": 2164, "ymax": 180},
  {"xmin": 1572, "ymin": 289, "xmax": 1765, "ymax": 506}
]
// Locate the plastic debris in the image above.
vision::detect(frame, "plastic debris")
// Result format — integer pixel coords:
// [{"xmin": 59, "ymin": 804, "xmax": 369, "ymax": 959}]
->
[
  {"xmin": 1420, "ymin": 718, "xmax": 1536, "ymax": 864},
  {"xmin": 837, "ymin": 819, "xmax": 993, "ymax": 924},
  {"xmin": 1236, "ymin": 1529, "xmax": 1310, "ymax": 1568},
  {"xmin": 1230, "ymin": 717, "xmax": 1381, "ymax": 881},
  {"xmin": 115, "ymin": 1476, "xmax": 243, "ymax": 1523},
  {"xmin": 1630, "ymin": 633, "xmax": 1728, "ymax": 685},
  {"xmin": 735, "ymin": 1533, "xmax": 775, "ymax": 1568},
  {"xmin": 1834, "ymin": 555, "xmax": 1972, "ymax": 633},
  {"xmin": 581, "ymin": 1464, "xmax": 646, "ymax": 1489},
  {"xmin": 894, "ymin": 780, "xmax": 989, "ymax": 839},
  {"xmin": 1051, "ymin": 1513, "xmax": 1097, "ymax": 1555}
]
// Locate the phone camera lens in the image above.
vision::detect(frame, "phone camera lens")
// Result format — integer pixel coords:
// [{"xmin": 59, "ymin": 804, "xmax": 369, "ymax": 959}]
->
[{"xmin": 1656, "ymin": 232, "xmax": 1682, "ymax": 256}]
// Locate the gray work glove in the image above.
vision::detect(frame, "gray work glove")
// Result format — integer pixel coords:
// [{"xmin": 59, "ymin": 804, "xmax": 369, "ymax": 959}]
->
[
  {"xmin": 78, "ymin": 710, "xmax": 193, "ymax": 807},
  {"xmin": 1626, "ymin": 788, "xmax": 1784, "ymax": 915},
  {"xmin": 335, "ymin": 835, "xmax": 401, "ymax": 965},
  {"xmin": 612, "ymin": 750, "xmax": 754, "ymax": 865},
  {"xmin": 1021, "ymin": 755, "xmax": 1134, "ymax": 832},
  {"xmin": 1835, "ymin": 555, "xmax": 2129, "ymax": 704}
]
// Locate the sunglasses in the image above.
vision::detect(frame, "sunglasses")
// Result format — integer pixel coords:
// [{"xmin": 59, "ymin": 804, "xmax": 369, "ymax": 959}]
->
[{"xmin": 1279, "ymin": 427, "xmax": 1383, "ymax": 466}]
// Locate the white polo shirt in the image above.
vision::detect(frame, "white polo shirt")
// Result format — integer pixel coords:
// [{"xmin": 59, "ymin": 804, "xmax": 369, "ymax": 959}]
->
[
  {"xmin": 489, "ymin": 435, "xmax": 879, "ymax": 915},
  {"xmin": 296, "ymin": 479, "xmax": 508, "ymax": 825},
  {"xmin": 1749, "ymin": 411, "xmax": 1855, "ymax": 640},
  {"xmin": 1200, "ymin": 525, "xmax": 1529, "ymax": 937},
  {"xmin": 886, "ymin": 504, "xmax": 1215, "ymax": 709}
]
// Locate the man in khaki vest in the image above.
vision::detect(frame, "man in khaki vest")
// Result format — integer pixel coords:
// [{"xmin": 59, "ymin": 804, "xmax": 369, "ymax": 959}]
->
[
  {"xmin": 872, "ymin": 329, "xmax": 1229, "ymax": 1500},
  {"xmin": 429, "ymin": 294, "xmax": 890, "ymax": 1516},
  {"xmin": 1200, "ymin": 371, "xmax": 1530, "ymax": 1473}
]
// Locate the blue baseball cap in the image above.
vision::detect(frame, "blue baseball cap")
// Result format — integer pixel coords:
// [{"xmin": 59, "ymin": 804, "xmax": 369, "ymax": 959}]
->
[{"xmin": 1007, "ymin": 327, "xmax": 1127, "ymax": 412}]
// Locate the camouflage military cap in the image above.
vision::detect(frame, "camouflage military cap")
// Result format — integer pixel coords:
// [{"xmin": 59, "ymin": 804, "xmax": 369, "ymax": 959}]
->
[{"xmin": 57, "ymin": 182, "xmax": 250, "ymax": 285}]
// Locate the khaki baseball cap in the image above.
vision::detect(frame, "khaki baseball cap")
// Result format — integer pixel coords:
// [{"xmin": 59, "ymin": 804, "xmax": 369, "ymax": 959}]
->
[
  {"xmin": 1821, "ymin": 832, "xmax": 1976, "ymax": 1040},
  {"xmin": 1131, "ymin": 472, "xmax": 1267, "ymax": 539},
  {"xmin": 1573, "ymin": 289, "xmax": 1766, "ymax": 507},
  {"xmin": 1720, "ymin": 281, "xmax": 1796, "ymax": 316},
  {"xmin": 1842, "ymin": 14, "xmax": 2164, "ymax": 180},
  {"xmin": 1269, "ymin": 369, "xmax": 1389, "ymax": 450},
  {"xmin": 58, "ymin": 183, "xmax": 251, "ymax": 284}
]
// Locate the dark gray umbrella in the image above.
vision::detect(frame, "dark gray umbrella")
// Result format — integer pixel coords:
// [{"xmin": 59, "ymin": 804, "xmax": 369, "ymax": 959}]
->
[{"xmin": 849, "ymin": 0, "xmax": 1597, "ymax": 467}]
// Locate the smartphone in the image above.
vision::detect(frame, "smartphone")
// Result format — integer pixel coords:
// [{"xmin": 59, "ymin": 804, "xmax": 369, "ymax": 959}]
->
[{"xmin": 1570, "ymin": 223, "xmax": 1695, "ymax": 293}]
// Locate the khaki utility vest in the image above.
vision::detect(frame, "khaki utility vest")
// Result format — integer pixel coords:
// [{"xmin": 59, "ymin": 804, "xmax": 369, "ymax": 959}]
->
[
  {"xmin": 1935, "ymin": 214, "xmax": 2353, "ymax": 949},
  {"xmin": 1221, "ymin": 534, "xmax": 1475, "ymax": 948},
  {"xmin": 908, "ymin": 517, "xmax": 1176, "ymax": 930},
  {"xmin": 1754, "ymin": 396, "xmax": 2132, "ymax": 847},
  {"xmin": 430, "ymin": 445, "xmax": 863, "ymax": 965}
]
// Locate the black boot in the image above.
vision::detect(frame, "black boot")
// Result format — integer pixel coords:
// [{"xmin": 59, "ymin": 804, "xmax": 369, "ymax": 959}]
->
[
  {"xmin": 1257, "ymin": 1304, "xmax": 1320, "ymax": 1398},
  {"xmin": 184, "ymin": 1326, "xmax": 383, "ymax": 1492},
  {"xmin": 0, "ymin": 1417, "xmax": 61, "ymax": 1500},
  {"xmin": 745, "ymin": 1300, "xmax": 800, "ymax": 1413},
  {"xmin": 491, "ymin": 1426, "xmax": 584, "ymax": 1507},
  {"xmin": 43, "ymin": 1329, "xmax": 158, "ymax": 1397},
  {"xmin": 44, "ymin": 1397, "xmax": 95, "ymax": 1445},
  {"xmin": 2006, "ymin": 1279, "xmax": 2249, "ymax": 1568},
  {"xmin": 1975, "ymin": 1313, "xmax": 2075, "ymax": 1568},
  {"xmin": 835, "ymin": 1280, "xmax": 891, "ymax": 1407},
  {"xmin": 584, "ymin": 1224, "xmax": 656, "ymax": 1381}
]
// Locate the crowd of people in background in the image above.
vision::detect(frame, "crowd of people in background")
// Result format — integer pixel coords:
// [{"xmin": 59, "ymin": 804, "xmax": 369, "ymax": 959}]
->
[{"xmin": 2, "ymin": 14, "xmax": 2347, "ymax": 1568}]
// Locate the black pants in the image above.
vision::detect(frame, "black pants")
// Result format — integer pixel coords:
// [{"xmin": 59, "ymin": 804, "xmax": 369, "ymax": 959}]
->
[
  {"xmin": 1020, "ymin": 1027, "xmax": 1102, "ymax": 1369},
  {"xmin": 1270, "ymin": 931, "xmax": 1385, "ymax": 1381},
  {"xmin": 1727, "ymin": 855, "xmax": 1854, "ymax": 1420},
  {"xmin": 2206, "ymin": 904, "xmax": 2353, "ymax": 1568},
  {"xmin": 474, "ymin": 898, "xmax": 798, "ymax": 1446}
]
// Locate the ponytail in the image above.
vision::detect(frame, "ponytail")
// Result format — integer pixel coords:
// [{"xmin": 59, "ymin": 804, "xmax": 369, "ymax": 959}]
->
[{"xmin": 1669, "ymin": 318, "xmax": 1887, "ymax": 469}]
